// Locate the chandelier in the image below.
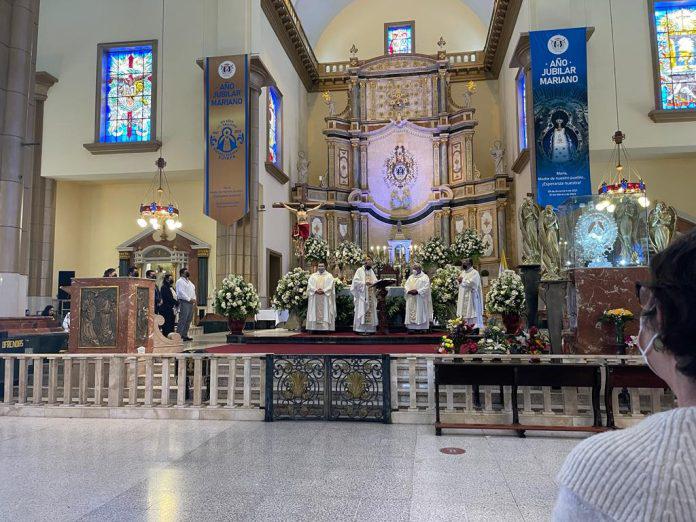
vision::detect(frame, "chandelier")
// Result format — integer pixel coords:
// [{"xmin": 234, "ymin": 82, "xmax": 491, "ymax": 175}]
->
[
  {"xmin": 137, "ymin": 156, "xmax": 182, "ymax": 231},
  {"xmin": 596, "ymin": 0, "xmax": 649, "ymax": 213}
]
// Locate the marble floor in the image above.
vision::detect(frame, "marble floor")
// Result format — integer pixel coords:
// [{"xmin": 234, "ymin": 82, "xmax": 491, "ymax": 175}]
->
[{"xmin": 0, "ymin": 418, "xmax": 584, "ymax": 521}]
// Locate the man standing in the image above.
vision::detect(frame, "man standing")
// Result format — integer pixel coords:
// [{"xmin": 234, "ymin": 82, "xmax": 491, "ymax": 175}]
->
[
  {"xmin": 351, "ymin": 257, "xmax": 378, "ymax": 334},
  {"xmin": 404, "ymin": 263, "xmax": 433, "ymax": 332},
  {"xmin": 145, "ymin": 269, "xmax": 162, "ymax": 315},
  {"xmin": 457, "ymin": 258, "xmax": 484, "ymax": 329},
  {"xmin": 176, "ymin": 267, "xmax": 196, "ymax": 342},
  {"xmin": 306, "ymin": 262, "xmax": 336, "ymax": 332}
]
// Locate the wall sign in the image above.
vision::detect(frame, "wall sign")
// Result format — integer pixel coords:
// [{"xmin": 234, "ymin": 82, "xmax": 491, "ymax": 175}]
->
[
  {"xmin": 530, "ymin": 28, "xmax": 591, "ymax": 208},
  {"xmin": 205, "ymin": 55, "xmax": 249, "ymax": 226}
]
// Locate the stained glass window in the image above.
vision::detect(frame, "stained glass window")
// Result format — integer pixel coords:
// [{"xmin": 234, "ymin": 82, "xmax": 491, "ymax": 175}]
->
[
  {"xmin": 267, "ymin": 86, "xmax": 282, "ymax": 167},
  {"xmin": 99, "ymin": 44, "xmax": 154, "ymax": 142},
  {"xmin": 517, "ymin": 69, "xmax": 528, "ymax": 150},
  {"xmin": 385, "ymin": 22, "xmax": 414, "ymax": 55},
  {"xmin": 654, "ymin": 4, "xmax": 696, "ymax": 110}
]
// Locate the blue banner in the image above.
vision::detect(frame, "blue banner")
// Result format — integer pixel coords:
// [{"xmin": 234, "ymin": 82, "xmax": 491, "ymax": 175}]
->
[{"xmin": 530, "ymin": 28, "xmax": 591, "ymax": 208}]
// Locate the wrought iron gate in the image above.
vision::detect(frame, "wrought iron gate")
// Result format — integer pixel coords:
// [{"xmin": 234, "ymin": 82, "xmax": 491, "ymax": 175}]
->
[{"xmin": 264, "ymin": 354, "xmax": 391, "ymax": 423}]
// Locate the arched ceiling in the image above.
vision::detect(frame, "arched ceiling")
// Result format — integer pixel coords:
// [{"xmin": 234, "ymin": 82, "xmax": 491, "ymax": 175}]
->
[{"xmin": 292, "ymin": 0, "xmax": 494, "ymax": 49}]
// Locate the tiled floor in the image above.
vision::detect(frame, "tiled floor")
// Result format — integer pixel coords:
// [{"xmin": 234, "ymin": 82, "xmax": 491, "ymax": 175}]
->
[{"xmin": 0, "ymin": 417, "xmax": 584, "ymax": 521}]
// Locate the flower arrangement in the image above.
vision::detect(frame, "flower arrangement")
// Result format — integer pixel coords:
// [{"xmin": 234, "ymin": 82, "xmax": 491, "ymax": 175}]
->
[
  {"xmin": 446, "ymin": 317, "xmax": 476, "ymax": 348},
  {"xmin": 477, "ymin": 323, "xmax": 510, "ymax": 354},
  {"xmin": 511, "ymin": 326, "xmax": 551, "ymax": 355},
  {"xmin": 333, "ymin": 241, "xmax": 364, "ymax": 267},
  {"xmin": 304, "ymin": 235, "xmax": 328, "ymax": 264},
  {"xmin": 599, "ymin": 308, "xmax": 634, "ymax": 326},
  {"xmin": 431, "ymin": 264, "xmax": 461, "ymax": 324},
  {"xmin": 271, "ymin": 268, "xmax": 310, "ymax": 316},
  {"xmin": 438, "ymin": 336, "xmax": 456, "ymax": 354},
  {"xmin": 419, "ymin": 237, "xmax": 451, "ymax": 269},
  {"xmin": 450, "ymin": 229, "xmax": 485, "ymax": 262},
  {"xmin": 485, "ymin": 269, "xmax": 525, "ymax": 315},
  {"xmin": 213, "ymin": 274, "xmax": 260, "ymax": 320}
]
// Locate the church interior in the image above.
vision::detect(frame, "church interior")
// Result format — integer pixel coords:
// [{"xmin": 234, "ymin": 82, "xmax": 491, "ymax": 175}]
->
[{"xmin": 1, "ymin": 0, "xmax": 696, "ymax": 520}]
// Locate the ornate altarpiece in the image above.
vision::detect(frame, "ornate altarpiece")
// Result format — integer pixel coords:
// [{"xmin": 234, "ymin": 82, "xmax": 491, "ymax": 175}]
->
[{"xmin": 293, "ymin": 53, "xmax": 514, "ymax": 267}]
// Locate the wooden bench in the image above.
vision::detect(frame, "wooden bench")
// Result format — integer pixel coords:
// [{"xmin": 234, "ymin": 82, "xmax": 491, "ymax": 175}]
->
[
  {"xmin": 434, "ymin": 361, "xmax": 605, "ymax": 437},
  {"xmin": 604, "ymin": 364, "xmax": 669, "ymax": 429}
]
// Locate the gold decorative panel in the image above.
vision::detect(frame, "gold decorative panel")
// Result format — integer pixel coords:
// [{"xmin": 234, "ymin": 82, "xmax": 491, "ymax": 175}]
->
[{"xmin": 366, "ymin": 76, "xmax": 433, "ymax": 121}]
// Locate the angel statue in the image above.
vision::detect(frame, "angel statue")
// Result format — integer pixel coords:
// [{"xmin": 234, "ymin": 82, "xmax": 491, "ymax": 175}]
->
[
  {"xmin": 490, "ymin": 140, "xmax": 505, "ymax": 176},
  {"xmin": 321, "ymin": 91, "xmax": 336, "ymax": 117},
  {"xmin": 615, "ymin": 196, "xmax": 640, "ymax": 262},
  {"xmin": 519, "ymin": 197, "xmax": 542, "ymax": 265},
  {"xmin": 540, "ymin": 205, "xmax": 562, "ymax": 281},
  {"xmin": 648, "ymin": 201, "xmax": 677, "ymax": 253},
  {"xmin": 297, "ymin": 151, "xmax": 310, "ymax": 184}
]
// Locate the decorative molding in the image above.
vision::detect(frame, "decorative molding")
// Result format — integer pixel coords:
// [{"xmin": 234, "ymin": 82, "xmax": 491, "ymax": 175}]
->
[
  {"xmin": 34, "ymin": 71, "xmax": 58, "ymax": 101},
  {"xmin": 83, "ymin": 140, "xmax": 162, "ymax": 155},
  {"xmin": 483, "ymin": 0, "xmax": 523, "ymax": 78},
  {"xmin": 511, "ymin": 148, "xmax": 530, "ymax": 174},
  {"xmin": 264, "ymin": 161, "xmax": 290, "ymax": 184},
  {"xmin": 648, "ymin": 109, "xmax": 696, "ymax": 123}
]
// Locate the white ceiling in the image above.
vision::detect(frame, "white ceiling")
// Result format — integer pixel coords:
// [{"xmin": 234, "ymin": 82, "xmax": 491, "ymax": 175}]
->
[{"xmin": 292, "ymin": 0, "xmax": 495, "ymax": 50}]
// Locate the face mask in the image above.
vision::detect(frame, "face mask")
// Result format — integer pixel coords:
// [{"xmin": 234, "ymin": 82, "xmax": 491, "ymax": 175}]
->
[
  {"xmin": 637, "ymin": 314, "xmax": 660, "ymax": 370},
  {"xmin": 185, "ymin": 272, "xmax": 190, "ymax": 278},
  {"xmin": 318, "ymin": 267, "xmax": 325, "ymax": 273},
  {"xmin": 365, "ymin": 265, "xmax": 372, "ymax": 270}
]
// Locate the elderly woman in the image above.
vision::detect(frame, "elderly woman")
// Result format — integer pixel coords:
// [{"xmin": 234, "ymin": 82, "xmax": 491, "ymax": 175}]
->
[{"xmin": 553, "ymin": 230, "xmax": 696, "ymax": 521}]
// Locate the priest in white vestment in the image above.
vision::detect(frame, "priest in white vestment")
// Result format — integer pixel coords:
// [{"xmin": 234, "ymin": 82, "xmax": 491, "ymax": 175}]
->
[
  {"xmin": 351, "ymin": 258, "xmax": 378, "ymax": 334},
  {"xmin": 404, "ymin": 263, "xmax": 433, "ymax": 331},
  {"xmin": 457, "ymin": 258, "xmax": 484, "ymax": 329},
  {"xmin": 306, "ymin": 262, "xmax": 336, "ymax": 332}
]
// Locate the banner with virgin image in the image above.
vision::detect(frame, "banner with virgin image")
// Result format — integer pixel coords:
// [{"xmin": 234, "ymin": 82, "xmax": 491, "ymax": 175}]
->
[{"xmin": 530, "ymin": 28, "xmax": 591, "ymax": 208}]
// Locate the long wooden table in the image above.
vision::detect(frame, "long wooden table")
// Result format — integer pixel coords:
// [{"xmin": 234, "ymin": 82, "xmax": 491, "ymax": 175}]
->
[{"xmin": 434, "ymin": 361, "xmax": 606, "ymax": 437}]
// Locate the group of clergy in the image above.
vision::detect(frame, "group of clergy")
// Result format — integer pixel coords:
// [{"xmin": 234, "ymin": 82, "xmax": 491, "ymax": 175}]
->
[{"xmin": 305, "ymin": 257, "xmax": 484, "ymax": 334}]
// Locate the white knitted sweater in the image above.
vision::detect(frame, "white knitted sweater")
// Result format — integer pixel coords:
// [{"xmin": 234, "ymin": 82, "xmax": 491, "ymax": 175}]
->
[{"xmin": 556, "ymin": 407, "xmax": 696, "ymax": 521}]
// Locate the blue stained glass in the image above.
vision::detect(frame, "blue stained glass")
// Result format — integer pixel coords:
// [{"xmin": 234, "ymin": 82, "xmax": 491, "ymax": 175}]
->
[
  {"xmin": 654, "ymin": 3, "xmax": 696, "ymax": 110},
  {"xmin": 387, "ymin": 24, "xmax": 413, "ymax": 55},
  {"xmin": 100, "ymin": 45, "xmax": 154, "ymax": 142},
  {"xmin": 517, "ymin": 70, "xmax": 528, "ymax": 150},
  {"xmin": 267, "ymin": 86, "xmax": 281, "ymax": 166}
]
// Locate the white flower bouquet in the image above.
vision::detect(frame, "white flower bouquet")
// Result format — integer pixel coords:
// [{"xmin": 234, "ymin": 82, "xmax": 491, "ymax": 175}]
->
[
  {"xmin": 450, "ymin": 229, "xmax": 485, "ymax": 262},
  {"xmin": 431, "ymin": 264, "xmax": 461, "ymax": 324},
  {"xmin": 304, "ymin": 235, "xmax": 328, "ymax": 264},
  {"xmin": 333, "ymin": 241, "xmax": 364, "ymax": 267},
  {"xmin": 419, "ymin": 237, "xmax": 451, "ymax": 269},
  {"xmin": 213, "ymin": 274, "xmax": 260, "ymax": 320},
  {"xmin": 271, "ymin": 267, "xmax": 310, "ymax": 316},
  {"xmin": 486, "ymin": 269, "xmax": 526, "ymax": 315}
]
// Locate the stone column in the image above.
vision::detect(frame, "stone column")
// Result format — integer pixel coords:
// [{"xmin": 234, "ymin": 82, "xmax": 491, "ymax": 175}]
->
[
  {"xmin": 27, "ymin": 71, "xmax": 58, "ymax": 312},
  {"xmin": 350, "ymin": 138, "xmax": 360, "ymax": 189},
  {"xmin": 431, "ymin": 138, "xmax": 440, "ymax": 187},
  {"xmin": 0, "ymin": 0, "xmax": 40, "ymax": 316},
  {"xmin": 442, "ymin": 208, "xmax": 451, "ymax": 246},
  {"xmin": 359, "ymin": 142, "xmax": 368, "ymax": 190},
  {"xmin": 215, "ymin": 57, "xmax": 271, "ymax": 289},
  {"xmin": 439, "ymin": 134, "xmax": 449, "ymax": 186}
]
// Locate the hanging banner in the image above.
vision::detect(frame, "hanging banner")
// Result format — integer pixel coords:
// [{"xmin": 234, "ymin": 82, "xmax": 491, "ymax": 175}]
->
[
  {"xmin": 205, "ymin": 55, "xmax": 249, "ymax": 226},
  {"xmin": 530, "ymin": 28, "xmax": 591, "ymax": 209}
]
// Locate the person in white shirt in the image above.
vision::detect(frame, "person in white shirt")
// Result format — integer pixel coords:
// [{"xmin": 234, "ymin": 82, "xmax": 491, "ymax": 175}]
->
[
  {"xmin": 404, "ymin": 263, "xmax": 433, "ymax": 332},
  {"xmin": 457, "ymin": 258, "xmax": 484, "ymax": 329},
  {"xmin": 306, "ymin": 262, "xmax": 336, "ymax": 332},
  {"xmin": 175, "ymin": 267, "xmax": 196, "ymax": 341},
  {"xmin": 351, "ymin": 257, "xmax": 378, "ymax": 334}
]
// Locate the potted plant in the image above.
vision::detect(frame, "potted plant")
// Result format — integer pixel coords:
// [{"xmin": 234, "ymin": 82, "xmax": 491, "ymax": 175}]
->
[
  {"xmin": 599, "ymin": 308, "xmax": 634, "ymax": 355},
  {"xmin": 271, "ymin": 268, "xmax": 311, "ymax": 330},
  {"xmin": 213, "ymin": 274, "xmax": 260, "ymax": 334},
  {"xmin": 419, "ymin": 237, "xmax": 451, "ymax": 273},
  {"xmin": 450, "ymin": 229, "xmax": 484, "ymax": 266},
  {"xmin": 486, "ymin": 269, "xmax": 526, "ymax": 333}
]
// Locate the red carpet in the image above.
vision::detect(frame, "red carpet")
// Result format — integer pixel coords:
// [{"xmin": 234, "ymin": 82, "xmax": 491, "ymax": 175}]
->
[{"xmin": 205, "ymin": 343, "xmax": 439, "ymax": 355}]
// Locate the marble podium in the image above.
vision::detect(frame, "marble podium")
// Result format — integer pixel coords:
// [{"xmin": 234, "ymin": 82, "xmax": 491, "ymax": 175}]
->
[
  {"xmin": 566, "ymin": 267, "xmax": 648, "ymax": 355},
  {"xmin": 66, "ymin": 278, "xmax": 156, "ymax": 354}
]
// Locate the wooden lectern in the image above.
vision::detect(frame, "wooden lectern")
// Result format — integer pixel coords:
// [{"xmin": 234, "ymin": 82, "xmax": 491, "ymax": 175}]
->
[{"xmin": 66, "ymin": 278, "xmax": 156, "ymax": 354}]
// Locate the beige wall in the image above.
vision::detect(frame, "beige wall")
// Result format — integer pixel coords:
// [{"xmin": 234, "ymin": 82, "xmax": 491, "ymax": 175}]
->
[
  {"xmin": 53, "ymin": 176, "xmax": 217, "ymax": 299},
  {"xmin": 313, "ymin": 0, "xmax": 488, "ymax": 63}
]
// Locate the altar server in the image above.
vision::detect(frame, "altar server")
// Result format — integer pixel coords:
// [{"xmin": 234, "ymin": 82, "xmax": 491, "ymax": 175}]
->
[
  {"xmin": 404, "ymin": 263, "xmax": 433, "ymax": 331},
  {"xmin": 351, "ymin": 257, "xmax": 378, "ymax": 334},
  {"xmin": 457, "ymin": 258, "xmax": 484, "ymax": 329},
  {"xmin": 306, "ymin": 262, "xmax": 336, "ymax": 332}
]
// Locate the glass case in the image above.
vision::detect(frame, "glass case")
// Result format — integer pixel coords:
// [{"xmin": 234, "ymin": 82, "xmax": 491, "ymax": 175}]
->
[{"xmin": 557, "ymin": 194, "xmax": 650, "ymax": 269}]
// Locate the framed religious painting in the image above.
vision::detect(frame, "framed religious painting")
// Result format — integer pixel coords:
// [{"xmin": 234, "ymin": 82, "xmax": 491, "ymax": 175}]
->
[{"xmin": 384, "ymin": 21, "xmax": 415, "ymax": 55}]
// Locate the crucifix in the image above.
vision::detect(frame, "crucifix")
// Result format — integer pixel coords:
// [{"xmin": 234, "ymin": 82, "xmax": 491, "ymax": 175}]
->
[{"xmin": 272, "ymin": 199, "xmax": 324, "ymax": 264}]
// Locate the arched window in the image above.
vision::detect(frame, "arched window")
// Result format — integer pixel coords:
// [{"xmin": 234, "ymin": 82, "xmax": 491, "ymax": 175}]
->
[{"xmin": 649, "ymin": 2, "xmax": 696, "ymax": 122}]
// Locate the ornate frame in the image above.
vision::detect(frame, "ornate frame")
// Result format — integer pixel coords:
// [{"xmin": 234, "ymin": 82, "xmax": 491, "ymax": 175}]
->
[
  {"xmin": 384, "ymin": 20, "xmax": 416, "ymax": 55},
  {"xmin": 83, "ymin": 40, "xmax": 162, "ymax": 154},
  {"xmin": 647, "ymin": 0, "xmax": 696, "ymax": 122}
]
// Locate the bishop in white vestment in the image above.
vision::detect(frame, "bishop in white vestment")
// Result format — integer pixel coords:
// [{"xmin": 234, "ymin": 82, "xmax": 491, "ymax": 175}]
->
[
  {"xmin": 404, "ymin": 264, "xmax": 433, "ymax": 331},
  {"xmin": 457, "ymin": 258, "xmax": 484, "ymax": 329},
  {"xmin": 306, "ymin": 263, "xmax": 336, "ymax": 332},
  {"xmin": 351, "ymin": 258, "xmax": 378, "ymax": 334}
]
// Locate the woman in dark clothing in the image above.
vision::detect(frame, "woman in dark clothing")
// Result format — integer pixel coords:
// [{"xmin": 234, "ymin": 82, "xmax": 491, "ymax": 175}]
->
[
  {"xmin": 41, "ymin": 305, "xmax": 55, "ymax": 317},
  {"xmin": 159, "ymin": 274, "xmax": 178, "ymax": 337}
]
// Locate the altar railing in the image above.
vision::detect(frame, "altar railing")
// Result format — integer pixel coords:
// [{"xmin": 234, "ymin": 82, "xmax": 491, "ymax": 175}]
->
[{"xmin": 0, "ymin": 353, "xmax": 676, "ymax": 427}]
